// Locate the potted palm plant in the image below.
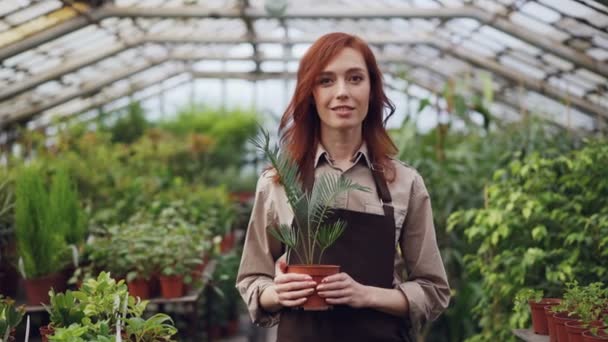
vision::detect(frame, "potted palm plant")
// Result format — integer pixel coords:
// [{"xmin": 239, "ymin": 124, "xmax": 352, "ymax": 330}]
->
[{"xmin": 251, "ymin": 129, "xmax": 369, "ymax": 310}]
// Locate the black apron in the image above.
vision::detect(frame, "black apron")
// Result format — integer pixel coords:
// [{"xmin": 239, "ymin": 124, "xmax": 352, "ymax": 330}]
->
[{"xmin": 277, "ymin": 165, "xmax": 411, "ymax": 342}]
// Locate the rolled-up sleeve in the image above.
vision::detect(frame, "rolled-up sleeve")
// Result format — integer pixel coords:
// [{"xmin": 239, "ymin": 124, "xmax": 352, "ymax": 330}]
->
[
  {"xmin": 397, "ymin": 172, "xmax": 451, "ymax": 332},
  {"xmin": 236, "ymin": 171, "xmax": 283, "ymax": 327}
]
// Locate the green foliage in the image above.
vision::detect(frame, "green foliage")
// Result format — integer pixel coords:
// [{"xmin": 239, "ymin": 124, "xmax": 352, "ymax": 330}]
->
[
  {"xmin": 14, "ymin": 163, "xmax": 70, "ymax": 278},
  {"xmin": 48, "ymin": 164, "xmax": 87, "ymax": 245},
  {"xmin": 0, "ymin": 173, "xmax": 13, "ymax": 229},
  {"xmin": 103, "ymin": 102, "xmax": 149, "ymax": 144},
  {"xmin": 512, "ymin": 288, "xmax": 543, "ymax": 326},
  {"xmin": 45, "ymin": 289, "xmax": 86, "ymax": 328},
  {"xmin": 559, "ymin": 281, "xmax": 607, "ymax": 325},
  {"xmin": 447, "ymin": 140, "xmax": 608, "ymax": 341},
  {"xmin": 124, "ymin": 313, "xmax": 177, "ymax": 342},
  {"xmin": 47, "ymin": 272, "xmax": 177, "ymax": 341},
  {"xmin": 0, "ymin": 171, "xmax": 15, "ymax": 266},
  {"xmin": 208, "ymin": 249, "xmax": 242, "ymax": 326},
  {"xmin": 251, "ymin": 128, "xmax": 370, "ymax": 264},
  {"xmin": 391, "ymin": 111, "xmax": 582, "ymax": 341},
  {"xmin": 0, "ymin": 295, "xmax": 25, "ymax": 341}
]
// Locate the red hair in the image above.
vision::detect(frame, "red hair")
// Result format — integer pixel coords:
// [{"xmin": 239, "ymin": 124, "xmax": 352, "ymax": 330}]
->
[{"xmin": 278, "ymin": 32, "xmax": 398, "ymax": 184}]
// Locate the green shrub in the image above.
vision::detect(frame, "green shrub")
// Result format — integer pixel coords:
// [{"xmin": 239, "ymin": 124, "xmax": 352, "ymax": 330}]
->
[{"xmin": 447, "ymin": 140, "xmax": 608, "ymax": 341}]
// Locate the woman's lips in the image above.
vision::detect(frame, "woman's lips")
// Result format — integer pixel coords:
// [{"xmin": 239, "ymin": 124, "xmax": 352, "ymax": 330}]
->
[{"xmin": 332, "ymin": 106, "xmax": 354, "ymax": 116}]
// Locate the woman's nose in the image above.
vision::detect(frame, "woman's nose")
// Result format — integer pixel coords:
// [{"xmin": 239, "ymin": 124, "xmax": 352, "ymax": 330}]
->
[{"xmin": 335, "ymin": 79, "xmax": 350, "ymax": 99}]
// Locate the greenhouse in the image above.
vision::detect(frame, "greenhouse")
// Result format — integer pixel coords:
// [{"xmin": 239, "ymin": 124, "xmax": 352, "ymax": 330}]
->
[{"xmin": 0, "ymin": 0, "xmax": 607, "ymax": 341}]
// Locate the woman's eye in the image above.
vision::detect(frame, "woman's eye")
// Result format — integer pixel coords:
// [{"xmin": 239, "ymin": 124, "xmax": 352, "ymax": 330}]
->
[
  {"xmin": 350, "ymin": 75, "xmax": 363, "ymax": 82},
  {"xmin": 319, "ymin": 78, "xmax": 333, "ymax": 85}
]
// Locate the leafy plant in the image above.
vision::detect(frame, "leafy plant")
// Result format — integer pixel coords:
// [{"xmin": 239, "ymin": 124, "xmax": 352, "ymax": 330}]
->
[
  {"xmin": 447, "ymin": 140, "xmax": 608, "ymax": 341},
  {"xmin": 124, "ymin": 313, "xmax": 177, "ymax": 342},
  {"xmin": 208, "ymin": 249, "xmax": 242, "ymax": 326},
  {"xmin": 568, "ymin": 282, "xmax": 607, "ymax": 326},
  {"xmin": 14, "ymin": 163, "xmax": 70, "ymax": 279},
  {"xmin": 251, "ymin": 128, "xmax": 369, "ymax": 264},
  {"xmin": 46, "ymin": 272, "xmax": 177, "ymax": 341},
  {"xmin": 0, "ymin": 295, "xmax": 25, "ymax": 341},
  {"xmin": 513, "ymin": 288, "xmax": 543, "ymax": 313},
  {"xmin": 48, "ymin": 164, "xmax": 87, "ymax": 246},
  {"xmin": 44, "ymin": 289, "xmax": 86, "ymax": 328}
]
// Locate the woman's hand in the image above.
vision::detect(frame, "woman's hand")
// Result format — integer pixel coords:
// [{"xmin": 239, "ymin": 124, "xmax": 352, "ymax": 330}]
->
[
  {"xmin": 272, "ymin": 258, "xmax": 317, "ymax": 308},
  {"xmin": 316, "ymin": 272, "xmax": 371, "ymax": 308}
]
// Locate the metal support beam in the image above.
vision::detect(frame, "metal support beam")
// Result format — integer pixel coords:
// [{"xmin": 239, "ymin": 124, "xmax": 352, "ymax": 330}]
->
[
  {"xmin": 2, "ymin": 35, "xmax": 604, "ymax": 123},
  {"xmin": 2, "ymin": 57, "xmax": 176, "ymax": 128},
  {"xmin": 1, "ymin": 4, "xmax": 605, "ymax": 78},
  {"xmin": 431, "ymin": 38, "xmax": 608, "ymax": 121},
  {"xmin": 0, "ymin": 36, "xmax": 428, "ymax": 102}
]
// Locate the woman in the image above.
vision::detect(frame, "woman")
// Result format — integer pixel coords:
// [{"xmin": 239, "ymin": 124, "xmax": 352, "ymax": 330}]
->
[{"xmin": 236, "ymin": 32, "xmax": 450, "ymax": 341}]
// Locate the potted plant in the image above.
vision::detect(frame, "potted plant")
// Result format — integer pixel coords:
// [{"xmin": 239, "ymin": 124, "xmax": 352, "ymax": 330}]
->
[
  {"xmin": 565, "ymin": 282, "xmax": 607, "ymax": 342},
  {"xmin": 45, "ymin": 272, "xmax": 177, "ymax": 341},
  {"xmin": 583, "ymin": 319, "xmax": 608, "ymax": 342},
  {"xmin": 514, "ymin": 288, "xmax": 561, "ymax": 335},
  {"xmin": 0, "ymin": 295, "xmax": 25, "ymax": 342},
  {"xmin": 124, "ymin": 313, "xmax": 178, "ymax": 342},
  {"xmin": 41, "ymin": 289, "xmax": 86, "ymax": 340},
  {"xmin": 157, "ymin": 227, "xmax": 202, "ymax": 299},
  {"xmin": 551, "ymin": 281, "xmax": 585, "ymax": 342},
  {"xmin": 208, "ymin": 249, "xmax": 242, "ymax": 337},
  {"xmin": 251, "ymin": 129, "xmax": 369, "ymax": 310},
  {"xmin": 15, "ymin": 164, "xmax": 72, "ymax": 305}
]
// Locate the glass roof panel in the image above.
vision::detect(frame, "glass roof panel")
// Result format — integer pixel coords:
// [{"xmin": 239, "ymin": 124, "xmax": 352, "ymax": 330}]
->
[
  {"xmin": 0, "ymin": 0, "xmax": 606, "ymax": 130},
  {"xmin": 520, "ymin": 1, "xmax": 562, "ymax": 23},
  {"xmin": 509, "ymin": 12, "xmax": 570, "ymax": 41},
  {"xmin": 3, "ymin": 1, "xmax": 62, "ymax": 26}
]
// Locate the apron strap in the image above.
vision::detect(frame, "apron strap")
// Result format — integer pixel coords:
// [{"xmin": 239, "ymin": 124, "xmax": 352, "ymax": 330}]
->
[{"xmin": 370, "ymin": 162, "xmax": 394, "ymax": 221}]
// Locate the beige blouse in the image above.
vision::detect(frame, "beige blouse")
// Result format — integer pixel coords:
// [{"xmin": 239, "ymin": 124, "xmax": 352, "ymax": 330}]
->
[{"xmin": 236, "ymin": 143, "xmax": 450, "ymax": 334}]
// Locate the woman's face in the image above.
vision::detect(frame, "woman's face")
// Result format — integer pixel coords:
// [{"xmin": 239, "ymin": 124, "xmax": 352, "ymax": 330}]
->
[{"xmin": 312, "ymin": 47, "xmax": 371, "ymax": 133}]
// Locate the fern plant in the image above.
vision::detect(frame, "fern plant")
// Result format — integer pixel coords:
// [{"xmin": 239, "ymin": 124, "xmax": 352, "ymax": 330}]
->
[{"xmin": 251, "ymin": 129, "xmax": 369, "ymax": 265}]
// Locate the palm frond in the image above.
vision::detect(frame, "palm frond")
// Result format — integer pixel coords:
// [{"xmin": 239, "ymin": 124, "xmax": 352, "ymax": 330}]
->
[
  {"xmin": 268, "ymin": 223, "xmax": 305, "ymax": 263},
  {"xmin": 309, "ymin": 173, "xmax": 370, "ymax": 227},
  {"xmin": 268, "ymin": 224, "xmax": 296, "ymax": 248},
  {"xmin": 250, "ymin": 128, "xmax": 304, "ymax": 210},
  {"xmin": 316, "ymin": 220, "xmax": 347, "ymax": 264}
]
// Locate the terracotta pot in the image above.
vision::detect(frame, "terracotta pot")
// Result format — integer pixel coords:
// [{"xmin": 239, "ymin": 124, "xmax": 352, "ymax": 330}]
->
[
  {"xmin": 159, "ymin": 275, "xmax": 184, "ymax": 299},
  {"xmin": 286, "ymin": 264, "xmax": 340, "ymax": 311},
  {"xmin": 220, "ymin": 232, "xmax": 235, "ymax": 253},
  {"xmin": 554, "ymin": 312, "xmax": 580, "ymax": 342},
  {"xmin": 40, "ymin": 325, "xmax": 55, "ymax": 342},
  {"xmin": 127, "ymin": 278, "xmax": 151, "ymax": 299},
  {"xmin": 583, "ymin": 329, "xmax": 608, "ymax": 341},
  {"xmin": 567, "ymin": 321, "xmax": 607, "ymax": 342},
  {"xmin": 24, "ymin": 273, "xmax": 66, "ymax": 305},
  {"xmin": 530, "ymin": 298, "xmax": 561, "ymax": 335},
  {"xmin": 545, "ymin": 306, "xmax": 560, "ymax": 342}
]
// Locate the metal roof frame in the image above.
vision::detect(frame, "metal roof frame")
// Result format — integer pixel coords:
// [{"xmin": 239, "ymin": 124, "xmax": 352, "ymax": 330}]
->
[{"xmin": 0, "ymin": 0, "xmax": 606, "ymax": 131}]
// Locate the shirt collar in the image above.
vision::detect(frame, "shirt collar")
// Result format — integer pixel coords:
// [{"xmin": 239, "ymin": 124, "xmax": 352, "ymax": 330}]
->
[{"xmin": 314, "ymin": 142, "xmax": 372, "ymax": 169}]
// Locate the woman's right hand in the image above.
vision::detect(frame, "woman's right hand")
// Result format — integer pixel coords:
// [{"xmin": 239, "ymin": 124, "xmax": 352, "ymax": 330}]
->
[{"xmin": 272, "ymin": 258, "xmax": 317, "ymax": 308}]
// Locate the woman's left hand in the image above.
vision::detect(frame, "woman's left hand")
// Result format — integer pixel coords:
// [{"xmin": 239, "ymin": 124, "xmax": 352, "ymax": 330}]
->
[{"xmin": 316, "ymin": 272, "xmax": 370, "ymax": 308}]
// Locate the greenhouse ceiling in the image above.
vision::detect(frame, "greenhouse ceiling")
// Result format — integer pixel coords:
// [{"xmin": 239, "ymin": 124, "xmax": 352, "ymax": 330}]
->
[{"xmin": 0, "ymin": 0, "xmax": 607, "ymax": 132}]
